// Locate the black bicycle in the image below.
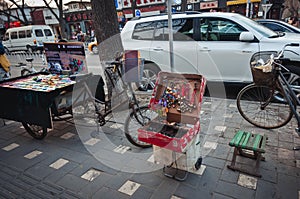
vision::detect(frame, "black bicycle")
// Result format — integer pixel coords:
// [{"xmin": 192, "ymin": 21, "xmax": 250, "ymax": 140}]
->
[
  {"xmin": 236, "ymin": 43, "xmax": 300, "ymax": 150},
  {"xmin": 72, "ymin": 57, "xmax": 157, "ymax": 148}
]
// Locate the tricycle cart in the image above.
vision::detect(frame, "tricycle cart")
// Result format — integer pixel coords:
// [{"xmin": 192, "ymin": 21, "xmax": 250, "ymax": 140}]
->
[{"xmin": 0, "ymin": 72, "xmax": 100, "ymax": 139}]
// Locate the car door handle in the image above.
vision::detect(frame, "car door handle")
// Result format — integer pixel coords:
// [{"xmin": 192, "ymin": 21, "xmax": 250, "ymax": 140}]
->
[
  {"xmin": 153, "ymin": 48, "xmax": 163, "ymax": 51},
  {"xmin": 242, "ymin": 50, "xmax": 253, "ymax": 53},
  {"xmin": 199, "ymin": 47, "xmax": 211, "ymax": 52}
]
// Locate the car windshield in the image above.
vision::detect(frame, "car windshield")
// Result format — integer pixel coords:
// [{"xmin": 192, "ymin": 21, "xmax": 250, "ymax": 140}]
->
[{"xmin": 235, "ymin": 15, "xmax": 279, "ymax": 38}]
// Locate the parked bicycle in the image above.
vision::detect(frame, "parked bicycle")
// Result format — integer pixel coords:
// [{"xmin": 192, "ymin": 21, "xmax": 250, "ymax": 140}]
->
[
  {"xmin": 236, "ymin": 43, "xmax": 300, "ymax": 150},
  {"xmin": 72, "ymin": 55, "xmax": 157, "ymax": 148}
]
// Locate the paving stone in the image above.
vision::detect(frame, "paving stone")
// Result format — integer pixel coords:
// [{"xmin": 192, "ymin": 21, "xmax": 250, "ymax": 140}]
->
[
  {"xmin": 56, "ymin": 173, "xmax": 89, "ymax": 192},
  {"xmin": 24, "ymin": 150, "xmax": 43, "ymax": 159},
  {"xmin": 131, "ymin": 172, "xmax": 164, "ymax": 188},
  {"xmin": 2, "ymin": 143, "xmax": 20, "ymax": 151},
  {"xmin": 25, "ymin": 164, "xmax": 55, "ymax": 180},
  {"xmin": 59, "ymin": 190, "xmax": 85, "ymax": 199},
  {"xmin": 49, "ymin": 158, "xmax": 70, "ymax": 170},
  {"xmin": 149, "ymin": 178, "xmax": 179, "ymax": 199},
  {"xmin": 170, "ymin": 195, "xmax": 183, "ymax": 199},
  {"xmin": 79, "ymin": 172, "xmax": 114, "ymax": 197},
  {"xmin": 81, "ymin": 168, "xmax": 101, "ymax": 182},
  {"xmin": 203, "ymin": 156, "xmax": 226, "ymax": 169},
  {"xmin": 118, "ymin": 180, "xmax": 141, "ymax": 196},
  {"xmin": 92, "ymin": 187, "xmax": 129, "ymax": 199},
  {"xmin": 255, "ymin": 180, "xmax": 277, "ymax": 199},
  {"xmin": 277, "ymin": 173, "xmax": 299, "ymax": 199},
  {"xmin": 17, "ymin": 173, "xmax": 40, "ymax": 187},
  {"xmin": 174, "ymin": 183, "xmax": 212, "ymax": 199},
  {"xmin": 237, "ymin": 174, "xmax": 257, "ymax": 190},
  {"xmin": 36, "ymin": 181, "xmax": 64, "ymax": 196},
  {"xmin": 215, "ymin": 180, "xmax": 255, "ymax": 199},
  {"xmin": 219, "ymin": 165, "xmax": 239, "ymax": 183},
  {"xmin": 60, "ymin": 132, "xmax": 76, "ymax": 139}
]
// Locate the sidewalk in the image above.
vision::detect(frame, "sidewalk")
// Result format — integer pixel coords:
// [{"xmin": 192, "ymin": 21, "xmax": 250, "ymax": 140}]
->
[{"xmin": 0, "ymin": 97, "xmax": 299, "ymax": 199}]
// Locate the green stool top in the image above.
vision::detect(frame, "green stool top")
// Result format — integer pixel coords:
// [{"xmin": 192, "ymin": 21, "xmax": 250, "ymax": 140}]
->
[{"xmin": 229, "ymin": 131, "xmax": 267, "ymax": 153}]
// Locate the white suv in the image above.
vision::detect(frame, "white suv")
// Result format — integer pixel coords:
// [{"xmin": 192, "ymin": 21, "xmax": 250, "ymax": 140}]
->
[{"xmin": 121, "ymin": 12, "xmax": 300, "ymax": 90}]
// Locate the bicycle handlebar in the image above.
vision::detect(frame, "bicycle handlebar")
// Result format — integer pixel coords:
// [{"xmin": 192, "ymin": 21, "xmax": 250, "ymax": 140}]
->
[{"xmin": 275, "ymin": 43, "xmax": 300, "ymax": 60}]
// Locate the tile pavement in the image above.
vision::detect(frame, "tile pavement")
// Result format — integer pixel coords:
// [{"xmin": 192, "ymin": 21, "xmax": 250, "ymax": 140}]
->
[{"xmin": 0, "ymin": 97, "xmax": 299, "ymax": 199}]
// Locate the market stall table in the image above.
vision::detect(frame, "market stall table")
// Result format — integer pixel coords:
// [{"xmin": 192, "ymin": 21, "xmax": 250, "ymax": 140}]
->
[{"xmin": 0, "ymin": 72, "xmax": 98, "ymax": 139}]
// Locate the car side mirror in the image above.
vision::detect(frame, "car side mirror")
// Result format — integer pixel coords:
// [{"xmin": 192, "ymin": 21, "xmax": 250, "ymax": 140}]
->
[{"xmin": 239, "ymin": 32, "xmax": 255, "ymax": 42}]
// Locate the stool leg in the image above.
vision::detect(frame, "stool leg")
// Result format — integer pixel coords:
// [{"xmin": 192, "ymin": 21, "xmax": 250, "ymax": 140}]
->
[{"xmin": 227, "ymin": 147, "xmax": 238, "ymax": 170}]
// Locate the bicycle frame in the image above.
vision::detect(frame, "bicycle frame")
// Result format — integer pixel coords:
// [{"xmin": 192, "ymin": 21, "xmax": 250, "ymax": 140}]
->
[{"xmin": 278, "ymin": 70, "xmax": 300, "ymax": 134}]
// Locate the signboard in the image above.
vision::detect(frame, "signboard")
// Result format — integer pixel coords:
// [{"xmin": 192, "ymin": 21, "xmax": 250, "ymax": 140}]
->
[
  {"xmin": 44, "ymin": 42, "xmax": 87, "ymax": 74},
  {"xmin": 200, "ymin": 1, "xmax": 218, "ymax": 9}
]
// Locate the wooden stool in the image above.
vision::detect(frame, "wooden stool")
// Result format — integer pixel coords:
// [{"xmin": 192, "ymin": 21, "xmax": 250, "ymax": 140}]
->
[{"xmin": 227, "ymin": 131, "xmax": 267, "ymax": 177}]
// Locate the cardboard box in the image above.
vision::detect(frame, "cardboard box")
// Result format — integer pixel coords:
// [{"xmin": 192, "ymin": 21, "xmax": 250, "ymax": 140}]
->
[
  {"xmin": 138, "ymin": 72, "xmax": 206, "ymax": 153},
  {"xmin": 153, "ymin": 133, "xmax": 201, "ymax": 171}
]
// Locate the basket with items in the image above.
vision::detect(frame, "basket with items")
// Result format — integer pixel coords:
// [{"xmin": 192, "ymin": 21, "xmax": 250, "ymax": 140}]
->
[{"xmin": 250, "ymin": 51, "xmax": 277, "ymax": 86}]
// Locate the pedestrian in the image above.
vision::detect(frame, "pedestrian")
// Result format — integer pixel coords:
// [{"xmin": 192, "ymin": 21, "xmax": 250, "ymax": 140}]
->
[
  {"xmin": 0, "ymin": 40, "xmax": 10, "ymax": 81},
  {"xmin": 288, "ymin": 16, "xmax": 299, "ymax": 27}
]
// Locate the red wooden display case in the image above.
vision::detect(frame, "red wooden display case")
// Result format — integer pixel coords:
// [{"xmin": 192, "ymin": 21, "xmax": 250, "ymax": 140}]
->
[{"xmin": 138, "ymin": 72, "xmax": 206, "ymax": 153}]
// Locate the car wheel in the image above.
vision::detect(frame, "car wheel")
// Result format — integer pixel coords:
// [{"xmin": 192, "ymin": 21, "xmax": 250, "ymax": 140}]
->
[
  {"xmin": 92, "ymin": 45, "xmax": 98, "ymax": 54},
  {"xmin": 136, "ymin": 63, "xmax": 160, "ymax": 91}
]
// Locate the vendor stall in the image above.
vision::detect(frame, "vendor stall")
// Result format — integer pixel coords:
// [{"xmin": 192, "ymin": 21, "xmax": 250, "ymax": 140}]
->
[
  {"xmin": 138, "ymin": 72, "xmax": 206, "ymax": 180},
  {"xmin": 0, "ymin": 73, "xmax": 76, "ymax": 138}
]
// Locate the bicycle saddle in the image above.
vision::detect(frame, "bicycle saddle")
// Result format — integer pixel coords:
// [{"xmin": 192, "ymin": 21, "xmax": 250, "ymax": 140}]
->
[{"xmin": 26, "ymin": 58, "xmax": 34, "ymax": 62}]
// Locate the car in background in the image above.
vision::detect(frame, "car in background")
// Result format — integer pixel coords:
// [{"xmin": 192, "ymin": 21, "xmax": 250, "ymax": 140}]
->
[
  {"xmin": 3, "ymin": 25, "xmax": 55, "ymax": 53},
  {"xmin": 256, "ymin": 19, "xmax": 300, "ymax": 34},
  {"xmin": 88, "ymin": 39, "xmax": 98, "ymax": 54},
  {"xmin": 121, "ymin": 12, "xmax": 300, "ymax": 91}
]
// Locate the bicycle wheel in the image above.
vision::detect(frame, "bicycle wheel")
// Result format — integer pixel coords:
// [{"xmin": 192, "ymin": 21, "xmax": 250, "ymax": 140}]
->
[
  {"xmin": 237, "ymin": 84, "xmax": 293, "ymax": 129},
  {"xmin": 124, "ymin": 105, "xmax": 157, "ymax": 148},
  {"xmin": 22, "ymin": 122, "xmax": 47, "ymax": 139}
]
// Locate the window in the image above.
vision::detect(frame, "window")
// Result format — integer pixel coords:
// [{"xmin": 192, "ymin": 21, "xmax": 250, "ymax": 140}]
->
[
  {"xmin": 3, "ymin": 33, "xmax": 9, "ymax": 41},
  {"xmin": 262, "ymin": 23, "xmax": 292, "ymax": 33},
  {"xmin": 26, "ymin": 30, "xmax": 32, "ymax": 37},
  {"xmin": 132, "ymin": 22, "xmax": 155, "ymax": 40},
  {"xmin": 11, "ymin": 32, "xmax": 18, "ymax": 39},
  {"xmin": 18, "ymin": 30, "xmax": 26, "ymax": 38},
  {"xmin": 200, "ymin": 18, "xmax": 246, "ymax": 41},
  {"xmin": 44, "ymin": 29, "xmax": 53, "ymax": 36},
  {"xmin": 35, "ymin": 29, "xmax": 44, "ymax": 37},
  {"xmin": 153, "ymin": 19, "xmax": 194, "ymax": 41}
]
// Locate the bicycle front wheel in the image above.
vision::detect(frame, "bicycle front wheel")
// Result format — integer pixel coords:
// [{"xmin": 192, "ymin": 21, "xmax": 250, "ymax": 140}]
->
[
  {"xmin": 124, "ymin": 105, "xmax": 158, "ymax": 148},
  {"xmin": 237, "ymin": 84, "xmax": 293, "ymax": 129}
]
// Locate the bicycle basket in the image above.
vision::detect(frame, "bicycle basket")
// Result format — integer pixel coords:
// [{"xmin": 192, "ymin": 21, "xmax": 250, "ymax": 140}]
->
[{"xmin": 250, "ymin": 51, "xmax": 277, "ymax": 86}]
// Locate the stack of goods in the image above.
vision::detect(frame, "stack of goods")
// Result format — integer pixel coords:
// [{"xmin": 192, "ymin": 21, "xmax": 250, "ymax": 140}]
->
[{"xmin": 0, "ymin": 74, "xmax": 76, "ymax": 92}]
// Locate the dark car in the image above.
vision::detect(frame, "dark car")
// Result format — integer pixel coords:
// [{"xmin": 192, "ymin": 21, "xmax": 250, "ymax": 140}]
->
[{"xmin": 256, "ymin": 19, "xmax": 300, "ymax": 34}]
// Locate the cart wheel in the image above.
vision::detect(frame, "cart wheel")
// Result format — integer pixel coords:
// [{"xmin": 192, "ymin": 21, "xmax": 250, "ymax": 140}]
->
[
  {"xmin": 195, "ymin": 157, "xmax": 202, "ymax": 170},
  {"xmin": 22, "ymin": 122, "xmax": 47, "ymax": 139}
]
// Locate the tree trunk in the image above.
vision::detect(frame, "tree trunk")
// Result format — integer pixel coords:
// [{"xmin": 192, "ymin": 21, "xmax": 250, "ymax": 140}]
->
[{"xmin": 91, "ymin": 0, "xmax": 123, "ymax": 62}]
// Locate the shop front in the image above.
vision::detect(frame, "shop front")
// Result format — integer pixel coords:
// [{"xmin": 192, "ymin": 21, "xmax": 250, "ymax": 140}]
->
[
  {"xmin": 227, "ymin": 0, "xmax": 261, "ymax": 18},
  {"xmin": 65, "ymin": 11, "xmax": 94, "ymax": 40}
]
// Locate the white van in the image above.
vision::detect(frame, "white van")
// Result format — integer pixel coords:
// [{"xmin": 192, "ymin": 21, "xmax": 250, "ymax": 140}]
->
[{"xmin": 2, "ymin": 25, "xmax": 55, "ymax": 53}]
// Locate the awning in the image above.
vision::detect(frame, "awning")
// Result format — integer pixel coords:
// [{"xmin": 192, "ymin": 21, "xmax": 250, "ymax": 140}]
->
[{"xmin": 227, "ymin": 0, "xmax": 261, "ymax": 6}]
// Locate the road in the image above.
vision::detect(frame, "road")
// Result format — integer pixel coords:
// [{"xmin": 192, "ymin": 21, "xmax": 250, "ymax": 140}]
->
[{"xmin": 6, "ymin": 50, "xmax": 243, "ymax": 99}]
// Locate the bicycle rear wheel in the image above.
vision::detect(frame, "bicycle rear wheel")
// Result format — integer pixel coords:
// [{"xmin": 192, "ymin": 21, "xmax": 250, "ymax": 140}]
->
[
  {"xmin": 124, "ymin": 105, "xmax": 158, "ymax": 148},
  {"xmin": 237, "ymin": 84, "xmax": 293, "ymax": 129}
]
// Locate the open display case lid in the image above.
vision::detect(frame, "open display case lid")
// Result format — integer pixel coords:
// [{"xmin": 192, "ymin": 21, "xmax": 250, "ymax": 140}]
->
[{"xmin": 149, "ymin": 72, "xmax": 206, "ymax": 124}]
